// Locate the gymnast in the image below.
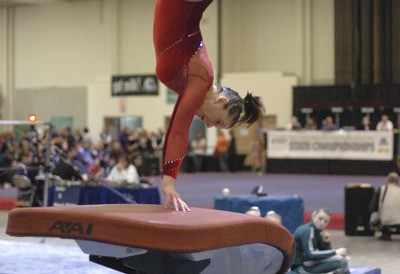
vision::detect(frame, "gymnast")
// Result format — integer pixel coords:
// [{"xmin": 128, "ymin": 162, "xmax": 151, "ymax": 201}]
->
[{"xmin": 153, "ymin": 0, "xmax": 265, "ymax": 211}]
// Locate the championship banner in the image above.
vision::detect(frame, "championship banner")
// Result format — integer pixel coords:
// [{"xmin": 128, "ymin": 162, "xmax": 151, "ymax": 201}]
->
[
  {"xmin": 111, "ymin": 75, "xmax": 158, "ymax": 96},
  {"xmin": 267, "ymin": 130, "xmax": 393, "ymax": 160}
]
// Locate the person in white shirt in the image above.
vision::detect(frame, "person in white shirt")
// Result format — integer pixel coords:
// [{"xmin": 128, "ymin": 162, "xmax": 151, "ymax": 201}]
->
[
  {"xmin": 369, "ymin": 172, "xmax": 400, "ymax": 240},
  {"xmin": 106, "ymin": 154, "xmax": 140, "ymax": 187},
  {"xmin": 376, "ymin": 114, "xmax": 394, "ymax": 131}
]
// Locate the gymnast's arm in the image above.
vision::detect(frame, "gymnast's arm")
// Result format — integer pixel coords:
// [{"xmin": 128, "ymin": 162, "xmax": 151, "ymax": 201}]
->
[{"xmin": 162, "ymin": 78, "xmax": 208, "ymax": 211}]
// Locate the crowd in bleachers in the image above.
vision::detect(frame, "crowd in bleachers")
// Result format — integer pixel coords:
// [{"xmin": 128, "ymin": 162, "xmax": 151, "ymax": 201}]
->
[
  {"xmin": 0, "ymin": 125, "xmax": 166, "ymax": 188},
  {"xmin": 0, "ymin": 113, "xmax": 395, "ymax": 187}
]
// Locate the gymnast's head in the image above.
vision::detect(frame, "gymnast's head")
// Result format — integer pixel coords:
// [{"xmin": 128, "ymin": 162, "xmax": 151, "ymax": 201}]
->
[{"xmin": 196, "ymin": 84, "xmax": 265, "ymax": 129}]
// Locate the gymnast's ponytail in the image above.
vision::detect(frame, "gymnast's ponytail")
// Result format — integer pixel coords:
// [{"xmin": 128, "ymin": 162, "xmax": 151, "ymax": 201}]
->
[
  {"xmin": 218, "ymin": 85, "xmax": 265, "ymax": 128},
  {"xmin": 239, "ymin": 92, "xmax": 265, "ymax": 126}
]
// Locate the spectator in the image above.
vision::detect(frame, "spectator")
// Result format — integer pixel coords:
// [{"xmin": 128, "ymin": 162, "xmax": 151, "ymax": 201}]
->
[
  {"xmin": 190, "ymin": 131, "xmax": 206, "ymax": 172},
  {"xmin": 138, "ymin": 129, "xmax": 154, "ymax": 158},
  {"xmin": 132, "ymin": 152, "xmax": 155, "ymax": 187},
  {"xmin": 108, "ymin": 141, "xmax": 124, "ymax": 168},
  {"xmin": 74, "ymin": 128, "xmax": 83, "ymax": 144},
  {"xmin": 99, "ymin": 126, "xmax": 112, "ymax": 148},
  {"xmin": 83, "ymin": 127, "xmax": 93, "ymax": 143},
  {"xmin": 87, "ymin": 158, "xmax": 104, "ymax": 179},
  {"xmin": 63, "ymin": 127, "xmax": 76, "ymax": 150},
  {"xmin": 304, "ymin": 117, "xmax": 317, "ymax": 130},
  {"xmin": 52, "ymin": 148, "xmax": 83, "ymax": 181},
  {"xmin": 151, "ymin": 128, "xmax": 165, "ymax": 167},
  {"xmin": 376, "ymin": 114, "xmax": 394, "ymax": 131},
  {"xmin": 286, "ymin": 116, "xmax": 302, "ymax": 130},
  {"xmin": 25, "ymin": 125, "xmax": 39, "ymax": 145},
  {"xmin": 321, "ymin": 116, "xmax": 339, "ymax": 131},
  {"xmin": 369, "ymin": 172, "xmax": 400, "ymax": 240},
  {"xmin": 356, "ymin": 115, "xmax": 373, "ymax": 131},
  {"xmin": 291, "ymin": 208, "xmax": 349, "ymax": 274},
  {"xmin": 106, "ymin": 154, "xmax": 140, "ymax": 187},
  {"xmin": 118, "ymin": 127, "xmax": 130, "ymax": 152},
  {"xmin": 76, "ymin": 141, "xmax": 94, "ymax": 173},
  {"xmin": 128, "ymin": 127, "xmax": 140, "ymax": 154},
  {"xmin": 214, "ymin": 130, "xmax": 230, "ymax": 172},
  {"xmin": 228, "ymin": 129, "xmax": 238, "ymax": 172}
]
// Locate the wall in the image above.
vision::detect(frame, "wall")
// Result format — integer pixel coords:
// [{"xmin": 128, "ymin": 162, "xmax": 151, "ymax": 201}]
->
[
  {"xmin": 221, "ymin": 0, "xmax": 334, "ymax": 85},
  {"xmin": 15, "ymin": 87, "xmax": 87, "ymax": 130}
]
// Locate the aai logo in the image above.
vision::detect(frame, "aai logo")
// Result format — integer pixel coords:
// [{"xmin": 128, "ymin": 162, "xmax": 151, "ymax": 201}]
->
[{"xmin": 48, "ymin": 220, "xmax": 94, "ymax": 235}]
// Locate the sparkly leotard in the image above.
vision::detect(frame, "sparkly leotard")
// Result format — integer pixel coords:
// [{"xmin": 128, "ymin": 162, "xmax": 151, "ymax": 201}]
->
[{"xmin": 153, "ymin": 0, "xmax": 214, "ymax": 178}]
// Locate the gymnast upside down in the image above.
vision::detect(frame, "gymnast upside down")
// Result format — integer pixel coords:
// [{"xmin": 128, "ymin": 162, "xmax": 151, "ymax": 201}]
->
[{"xmin": 153, "ymin": 0, "xmax": 265, "ymax": 211}]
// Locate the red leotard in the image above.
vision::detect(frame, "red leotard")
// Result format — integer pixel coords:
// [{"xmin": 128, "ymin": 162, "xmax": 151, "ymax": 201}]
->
[{"xmin": 153, "ymin": 0, "xmax": 214, "ymax": 178}]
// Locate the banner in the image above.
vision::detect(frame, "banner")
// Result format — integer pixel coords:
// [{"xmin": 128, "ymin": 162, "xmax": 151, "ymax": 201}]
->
[
  {"xmin": 267, "ymin": 130, "xmax": 393, "ymax": 160},
  {"xmin": 53, "ymin": 186, "xmax": 81, "ymax": 206},
  {"xmin": 111, "ymin": 75, "xmax": 158, "ymax": 96}
]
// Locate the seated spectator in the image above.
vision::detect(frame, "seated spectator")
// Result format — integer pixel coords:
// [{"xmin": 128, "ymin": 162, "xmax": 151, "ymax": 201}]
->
[
  {"xmin": 304, "ymin": 117, "xmax": 317, "ymax": 130},
  {"xmin": 369, "ymin": 172, "xmax": 400, "ymax": 240},
  {"xmin": 190, "ymin": 131, "xmax": 206, "ymax": 172},
  {"xmin": 106, "ymin": 154, "xmax": 140, "ymax": 187},
  {"xmin": 376, "ymin": 114, "xmax": 394, "ymax": 131},
  {"xmin": 321, "ymin": 116, "xmax": 339, "ymax": 131},
  {"xmin": 286, "ymin": 116, "xmax": 302, "ymax": 130},
  {"xmin": 215, "ymin": 130, "xmax": 229, "ymax": 172},
  {"xmin": 138, "ymin": 129, "xmax": 154, "ymax": 159},
  {"xmin": 52, "ymin": 148, "xmax": 83, "ymax": 181},
  {"xmin": 132, "ymin": 153, "xmax": 155, "ymax": 187},
  {"xmin": 75, "ymin": 141, "xmax": 94, "ymax": 174},
  {"xmin": 291, "ymin": 208, "xmax": 349, "ymax": 274},
  {"xmin": 87, "ymin": 158, "xmax": 105, "ymax": 180},
  {"xmin": 356, "ymin": 115, "xmax": 373, "ymax": 131}
]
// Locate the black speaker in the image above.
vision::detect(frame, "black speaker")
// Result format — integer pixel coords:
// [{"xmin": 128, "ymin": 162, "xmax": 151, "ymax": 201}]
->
[{"xmin": 344, "ymin": 185, "xmax": 375, "ymax": 236}]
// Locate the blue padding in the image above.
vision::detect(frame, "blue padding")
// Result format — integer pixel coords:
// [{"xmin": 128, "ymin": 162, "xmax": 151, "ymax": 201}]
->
[
  {"xmin": 350, "ymin": 266, "xmax": 381, "ymax": 274},
  {"xmin": 214, "ymin": 194, "xmax": 304, "ymax": 234}
]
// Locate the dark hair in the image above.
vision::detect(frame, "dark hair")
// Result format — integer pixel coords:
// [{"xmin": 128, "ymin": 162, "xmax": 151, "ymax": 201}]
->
[
  {"xmin": 315, "ymin": 208, "xmax": 332, "ymax": 217},
  {"xmin": 218, "ymin": 85, "xmax": 265, "ymax": 128}
]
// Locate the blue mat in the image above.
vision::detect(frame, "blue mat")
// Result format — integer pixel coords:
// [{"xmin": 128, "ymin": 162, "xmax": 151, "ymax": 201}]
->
[
  {"xmin": 350, "ymin": 266, "xmax": 381, "ymax": 274},
  {"xmin": 0, "ymin": 240, "xmax": 118, "ymax": 274}
]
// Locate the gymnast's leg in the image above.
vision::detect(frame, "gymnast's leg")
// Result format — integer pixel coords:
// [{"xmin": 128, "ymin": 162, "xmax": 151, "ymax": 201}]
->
[{"xmin": 153, "ymin": 0, "xmax": 213, "ymax": 91}]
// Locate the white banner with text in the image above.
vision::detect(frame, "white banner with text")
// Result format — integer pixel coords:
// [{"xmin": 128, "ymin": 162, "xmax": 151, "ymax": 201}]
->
[{"xmin": 267, "ymin": 130, "xmax": 393, "ymax": 160}]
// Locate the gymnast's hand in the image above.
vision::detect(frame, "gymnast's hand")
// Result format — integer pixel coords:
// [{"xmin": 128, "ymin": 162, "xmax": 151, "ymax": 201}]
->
[{"xmin": 162, "ymin": 175, "xmax": 191, "ymax": 212}]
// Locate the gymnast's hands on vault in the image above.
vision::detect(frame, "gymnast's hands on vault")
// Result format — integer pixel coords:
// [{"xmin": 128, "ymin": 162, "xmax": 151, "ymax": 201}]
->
[{"xmin": 162, "ymin": 175, "xmax": 190, "ymax": 212}]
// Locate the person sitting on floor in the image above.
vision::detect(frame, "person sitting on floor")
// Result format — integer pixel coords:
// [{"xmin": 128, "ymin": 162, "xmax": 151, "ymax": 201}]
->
[
  {"xmin": 291, "ymin": 208, "xmax": 350, "ymax": 274},
  {"xmin": 368, "ymin": 172, "xmax": 400, "ymax": 240}
]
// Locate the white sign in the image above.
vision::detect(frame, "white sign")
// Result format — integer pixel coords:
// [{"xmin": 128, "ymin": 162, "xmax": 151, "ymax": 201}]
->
[{"xmin": 267, "ymin": 130, "xmax": 393, "ymax": 161}]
